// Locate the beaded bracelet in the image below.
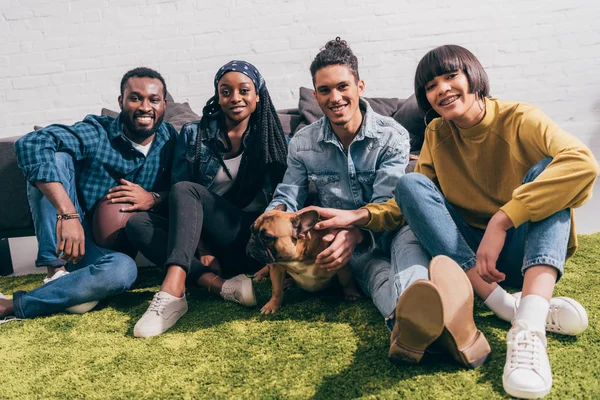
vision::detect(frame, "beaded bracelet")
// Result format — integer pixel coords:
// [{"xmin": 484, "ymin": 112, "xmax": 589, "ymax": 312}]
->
[{"xmin": 56, "ymin": 213, "xmax": 80, "ymax": 221}]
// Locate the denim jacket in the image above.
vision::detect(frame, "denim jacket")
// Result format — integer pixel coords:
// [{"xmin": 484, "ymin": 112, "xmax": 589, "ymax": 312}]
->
[
  {"xmin": 171, "ymin": 119, "xmax": 277, "ymax": 201},
  {"xmin": 267, "ymin": 99, "xmax": 410, "ymax": 213}
]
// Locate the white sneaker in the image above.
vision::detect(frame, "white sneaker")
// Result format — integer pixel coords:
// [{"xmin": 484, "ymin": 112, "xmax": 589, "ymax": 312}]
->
[
  {"xmin": 513, "ymin": 292, "xmax": 588, "ymax": 336},
  {"xmin": 0, "ymin": 292, "xmax": 23, "ymax": 325},
  {"xmin": 220, "ymin": 274, "xmax": 256, "ymax": 307},
  {"xmin": 503, "ymin": 320, "xmax": 552, "ymax": 399},
  {"xmin": 43, "ymin": 270, "xmax": 99, "ymax": 314},
  {"xmin": 133, "ymin": 291, "xmax": 188, "ymax": 338}
]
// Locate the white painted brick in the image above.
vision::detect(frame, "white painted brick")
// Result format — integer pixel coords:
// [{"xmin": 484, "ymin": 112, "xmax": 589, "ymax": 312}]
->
[
  {"xmin": 12, "ymin": 75, "xmax": 50, "ymax": 89},
  {"xmin": 32, "ymin": 3, "xmax": 70, "ymax": 17},
  {"xmin": 0, "ymin": 0, "xmax": 598, "ymax": 164},
  {"xmin": 50, "ymin": 71, "xmax": 87, "ymax": 86},
  {"xmin": 28, "ymin": 62, "xmax": 65, "ymax": 76}
]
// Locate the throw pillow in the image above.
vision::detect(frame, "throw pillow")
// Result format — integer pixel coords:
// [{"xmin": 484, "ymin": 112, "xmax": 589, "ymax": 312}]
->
[{"xmin": 296, "ymin": 87, "xmax": 402, "ymax": 133}]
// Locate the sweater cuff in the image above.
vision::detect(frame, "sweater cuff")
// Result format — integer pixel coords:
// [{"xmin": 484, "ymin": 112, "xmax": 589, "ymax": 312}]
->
[
  {"xmin": 362, "ymin": 202, "xmax": 404, "ymax": 232},
  {"xmin": 500, "ymin": 198, "xmax": 530, "ymax": 228}
]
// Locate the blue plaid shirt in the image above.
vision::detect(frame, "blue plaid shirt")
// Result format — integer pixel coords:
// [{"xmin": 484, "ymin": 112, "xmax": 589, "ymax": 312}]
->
[{"xmin": 15, "ymin": 115, "xmax": 177, "ymax": 213}]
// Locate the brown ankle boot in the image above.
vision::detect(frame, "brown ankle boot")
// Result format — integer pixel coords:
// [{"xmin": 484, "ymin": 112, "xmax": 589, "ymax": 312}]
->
[
  {"xmin": 428, "ymin": 255, "xmax": 491, "ymax": 368},
  {"xmin": 388, "ymin": 280, "xmax": 445, "ymax": 364}
]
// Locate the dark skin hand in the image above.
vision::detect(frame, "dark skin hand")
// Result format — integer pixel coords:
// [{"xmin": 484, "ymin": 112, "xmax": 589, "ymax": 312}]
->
[{"xmin": 105, "ymin": 178, "xmax": 155, "ymax": 212}]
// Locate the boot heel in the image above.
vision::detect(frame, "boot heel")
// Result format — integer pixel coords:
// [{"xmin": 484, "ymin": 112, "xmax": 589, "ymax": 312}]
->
[
  {"xmin": 456, "ymin": 329, "xmax": 491, "ymax": 368},
  {"xmin": 388, "ymin": 341, "xmax": 424, "ymax": 364}
]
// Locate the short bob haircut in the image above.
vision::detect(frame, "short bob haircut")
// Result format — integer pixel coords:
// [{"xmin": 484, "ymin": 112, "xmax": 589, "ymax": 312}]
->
[{"xmin": 414, "ymin": 45, "xmax": 490, "ymax": 118}]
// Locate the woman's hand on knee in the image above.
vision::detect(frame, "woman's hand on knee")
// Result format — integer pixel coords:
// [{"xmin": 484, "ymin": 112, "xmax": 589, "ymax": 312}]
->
[{"xmin": 476, "ymin": 211, "xmax": 512, "ymax": 283}]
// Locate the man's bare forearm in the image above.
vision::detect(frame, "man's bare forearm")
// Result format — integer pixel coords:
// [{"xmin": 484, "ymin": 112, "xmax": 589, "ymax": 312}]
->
[{"xmin": 36, "ymin": 182, "xmax": 78, "ymax": 214}]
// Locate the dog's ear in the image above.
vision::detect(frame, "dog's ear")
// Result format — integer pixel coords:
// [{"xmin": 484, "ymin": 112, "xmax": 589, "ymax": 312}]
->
[
  {"xmin": 274, "ymin": 203, "xmax": 287, "ymax": 212},
  {"xmin": 292, "ymin": 210, "xmax": 319, "ymax": 238}
]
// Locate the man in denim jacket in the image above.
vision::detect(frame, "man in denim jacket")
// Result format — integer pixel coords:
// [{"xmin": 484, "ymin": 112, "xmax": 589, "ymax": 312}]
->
[{"xmin": 265, "ymin": 38, "xmax": 430, "ymax": 336}]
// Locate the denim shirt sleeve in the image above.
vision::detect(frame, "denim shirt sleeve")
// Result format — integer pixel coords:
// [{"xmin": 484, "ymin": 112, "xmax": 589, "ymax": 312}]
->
[
  {"xmin": 265, "ymin": 137, "xmax": 308, "ymax": 213},
  {"xmin": 14, "ymin": 116, "xmax": 100, "ymax": 184},
  {"xmin": 370, "ymin": 123, "xmax": 410, "ymax": 203},
  {"xmin": 171, "ymin": 123, "xmax": 197, "ymax": 184}
]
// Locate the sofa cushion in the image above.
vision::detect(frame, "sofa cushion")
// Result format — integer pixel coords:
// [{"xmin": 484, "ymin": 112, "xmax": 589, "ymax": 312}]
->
[
  {"xmin": 296, "ymin": 86, "xmax": 404, "ymax": 133},
  {"xmin": 0, "ymin": 137, "xmax": 34, "ymax": 235},
  {"xmin": 392, "ymin": 94, "xmax": 425, "ymax": 152}
]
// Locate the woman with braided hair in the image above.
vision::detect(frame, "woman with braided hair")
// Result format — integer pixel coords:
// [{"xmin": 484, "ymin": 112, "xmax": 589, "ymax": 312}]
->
[{"xmin": 126, "ymin": 60, "xmax": 288, "ymax": 337}]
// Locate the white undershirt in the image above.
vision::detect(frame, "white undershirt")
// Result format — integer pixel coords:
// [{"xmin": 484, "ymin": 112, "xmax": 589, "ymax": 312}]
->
[
  {"xmin": 211, "ymin": 153, "xmax": 242, "ymax": 196},
  {"xmin": 123, "ymin": 135, "xmax": 153, "ymax": 157},
  {"xmin": 210, "ymin": 152, "xmax": 266, "ymax": 212}
]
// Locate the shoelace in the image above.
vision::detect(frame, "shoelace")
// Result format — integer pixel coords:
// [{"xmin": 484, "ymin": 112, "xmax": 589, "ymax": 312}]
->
[
  {"xmin": 220, "ymin": 279, "xmax": 243, "ymax": 303},
  {"xmin": 147, "ymin": 294, "xmax": 169, "ymax": 315},
  {"xmin": 508, "ymin": 324, "xmax": 546, "ymax": 371},
  {"xmin": 546, "ymin": 304, "xmax": 561, "ymax": 331}
]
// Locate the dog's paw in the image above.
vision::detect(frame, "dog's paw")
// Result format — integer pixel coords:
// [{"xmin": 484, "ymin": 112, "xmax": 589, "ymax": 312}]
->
[
  {"xmin": 253, "ymin": 265, "xmax": 270, "ymax": 282},
  {"xmin": 260, "ymin": 299, "xmax": 281, "ymax": 314},
  {"xmin": 343, "ymin": 287, "xmax": 361, "ymax": 301}
]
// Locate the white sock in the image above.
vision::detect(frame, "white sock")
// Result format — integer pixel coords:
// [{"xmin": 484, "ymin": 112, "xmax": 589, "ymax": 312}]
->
[
  {"xmin": 483, "ymin": 285, "xmax": 517, "ymax": 322},
  {"xmin": 515, "ymin": 294, "xmax": 550, "ymax": 333}
]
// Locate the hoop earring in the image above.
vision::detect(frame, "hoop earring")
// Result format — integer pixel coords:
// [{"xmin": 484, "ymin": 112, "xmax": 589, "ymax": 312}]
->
[{"xmin": 423, "ymin": 108, "xmax": 445, "ymax": 131}]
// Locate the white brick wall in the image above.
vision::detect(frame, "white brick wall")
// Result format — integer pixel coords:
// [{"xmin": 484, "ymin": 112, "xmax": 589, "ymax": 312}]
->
[{"xmin": 1, "ymin": 0, "xmax": 599, "ymax": 156}]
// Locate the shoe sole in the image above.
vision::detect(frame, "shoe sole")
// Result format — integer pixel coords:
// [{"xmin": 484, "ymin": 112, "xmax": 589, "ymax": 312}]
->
[
  {"xmin": 429, "ymin": 256, "xmax": 491, "ymax": 369},
  {"xmin": 548, "ymin": 296, "xmax": 588, "ymax": 336},
  {"xmin": 237, "ymin": 276, "xmax": 257, "ymax": 307},
  {"xmin": 66, "ymin": 301, "xmax": 99, "ymax": 314},
  {"xmin": 503, "ymin": 379, "xmax": 552, "ymax": 399},
  {"xmin": 388, "ymin": 280, "xmax": 444, "ymax": 364}
]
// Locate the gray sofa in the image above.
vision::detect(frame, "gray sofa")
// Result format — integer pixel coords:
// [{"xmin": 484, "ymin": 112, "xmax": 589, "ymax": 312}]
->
[{"xmin": 0, "ymin": 89, "xmax": 424, "ymax": 275}]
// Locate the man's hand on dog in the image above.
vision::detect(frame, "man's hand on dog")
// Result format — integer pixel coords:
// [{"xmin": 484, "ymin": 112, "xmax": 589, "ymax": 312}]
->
[
  {"xmin": 316, "ymin": 227, "xmax": 364, "ymax": 272},
  {"xmin": 106, "ymin": 178, "xmax": 155, "ymax": 212},
  {"xmin": 304, "ymin": 207, "xmax": 371, "ymax": 230}
]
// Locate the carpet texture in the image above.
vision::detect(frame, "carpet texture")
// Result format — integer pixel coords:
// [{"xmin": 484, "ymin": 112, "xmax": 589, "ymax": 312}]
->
[{"xmin": 1, "ymin": 233, "xmax": 599, "ymax": 399}]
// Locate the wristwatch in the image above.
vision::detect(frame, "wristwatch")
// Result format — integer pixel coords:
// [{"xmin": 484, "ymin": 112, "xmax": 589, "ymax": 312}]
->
[{"xmin": 150, "ymin": 192, "xmax": 161, "ymax": 209}]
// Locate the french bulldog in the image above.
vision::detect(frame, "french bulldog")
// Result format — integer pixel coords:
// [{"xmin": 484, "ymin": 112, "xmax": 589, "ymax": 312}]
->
[{"xmin": 246, "ymin": 204, "xmax": 360, "ymax": 314}]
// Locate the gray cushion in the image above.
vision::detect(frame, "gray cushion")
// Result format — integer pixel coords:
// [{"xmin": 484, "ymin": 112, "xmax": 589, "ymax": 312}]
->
[
  {"xmin": 102, "ymin": 92, "xmax": 201, "ymax": 133},
  {"xmin": 0, "ymin": 137, "xmax": 33, "ymax": 234},
  {"xmin": 296, "ymin": 86, "xmax": 403, "ymax": 134}
]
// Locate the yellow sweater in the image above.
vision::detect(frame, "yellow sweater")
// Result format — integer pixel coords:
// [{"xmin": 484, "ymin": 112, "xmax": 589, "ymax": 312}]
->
[{"xmin": 364, "ymin": 97, "xmax": 599, "ymax": 257}]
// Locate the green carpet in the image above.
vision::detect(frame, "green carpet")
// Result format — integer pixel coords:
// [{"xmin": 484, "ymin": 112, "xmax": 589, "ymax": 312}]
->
[{"xmin": 1, "ymin": 234, "xmax": 599, "ymax": 399}]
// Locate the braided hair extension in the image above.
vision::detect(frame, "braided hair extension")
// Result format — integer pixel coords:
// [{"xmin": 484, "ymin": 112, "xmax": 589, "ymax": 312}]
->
[{"xmin": 193, "ymin": 61, "xmax": 288, "ymax": 209}]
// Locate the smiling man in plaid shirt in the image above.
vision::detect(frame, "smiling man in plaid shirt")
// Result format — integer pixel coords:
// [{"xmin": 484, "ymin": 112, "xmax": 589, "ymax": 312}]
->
[{"xmin": 0, "ymin": 67, "xmax": 177, "ymax": 321}]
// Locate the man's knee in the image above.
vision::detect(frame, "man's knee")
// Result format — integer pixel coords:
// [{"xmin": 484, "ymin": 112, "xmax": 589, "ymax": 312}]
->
[
  {"xmin": 97, "ymin": 253, "xmax": 138, "ymax": 291},
  {"xmin": 54, "ymin": 152, "xmax": 75, "ymax": 171}
]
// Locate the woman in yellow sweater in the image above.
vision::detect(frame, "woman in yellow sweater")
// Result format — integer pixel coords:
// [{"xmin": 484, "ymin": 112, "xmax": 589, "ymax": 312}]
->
[{"xmin": 313, "ymin": 45, "xmax": 598, "ymax": 399}]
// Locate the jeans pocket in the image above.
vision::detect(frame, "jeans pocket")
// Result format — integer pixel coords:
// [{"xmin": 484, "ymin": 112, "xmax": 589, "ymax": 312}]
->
[{"xmin": 308, "ymin": 171, "xmax": 343, "ymax": 208}]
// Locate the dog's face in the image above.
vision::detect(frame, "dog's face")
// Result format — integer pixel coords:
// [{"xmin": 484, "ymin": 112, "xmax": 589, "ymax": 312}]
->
[{"xmin": 246, "ymin": 204, "xmax": 320, "ymax": 265}]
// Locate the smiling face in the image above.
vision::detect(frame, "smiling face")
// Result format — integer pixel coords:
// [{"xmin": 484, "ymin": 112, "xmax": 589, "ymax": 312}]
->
[
  {"xmin": 217, "ymin": 71, "xmax": 259, "ymax": 129},
  {"xmin": 424, "ymin": 70, "xmax": 483, "ymax": 128},
  {"xmin": 313, "ymin": 64, "xmax": 365, "ymax": 135},
  {"xmin": 118, "ymin": 77, "xmax": 166, "ymax": 144}
]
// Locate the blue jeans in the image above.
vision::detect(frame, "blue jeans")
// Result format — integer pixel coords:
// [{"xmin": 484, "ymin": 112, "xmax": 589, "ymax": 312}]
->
[
  {"xmin": 12, "ymin": 153, "xmax": 138, "ymax": 318},
  {"xmin": 394, "ymin": 158, "xmax": 570, "ymax": 288},
  {"xmin": 350, "ymin": 226, "xmax": 430, "ymax": 331}
]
